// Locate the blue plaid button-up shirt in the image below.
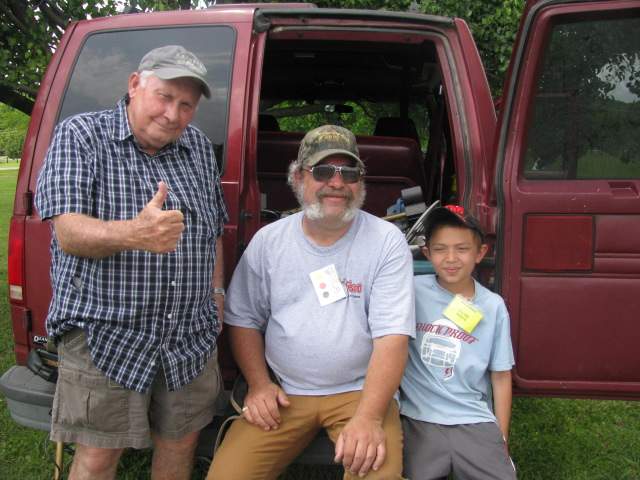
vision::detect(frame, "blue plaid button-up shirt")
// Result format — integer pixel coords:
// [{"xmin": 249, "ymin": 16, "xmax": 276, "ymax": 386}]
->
[{"xmin": 36, "ymin": 97, "xmax": 228, "ymax": 393}]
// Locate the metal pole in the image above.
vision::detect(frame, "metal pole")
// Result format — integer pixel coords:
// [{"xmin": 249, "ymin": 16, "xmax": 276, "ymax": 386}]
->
[{"xmin": 54, "ymin": 441, "xmax": 64, "ymax": 480}]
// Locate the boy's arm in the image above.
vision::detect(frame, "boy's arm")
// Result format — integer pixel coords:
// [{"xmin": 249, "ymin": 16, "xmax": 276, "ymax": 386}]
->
[{"xmin": 491, "ymin": 369, "xmax": 513, "ymax": 442}]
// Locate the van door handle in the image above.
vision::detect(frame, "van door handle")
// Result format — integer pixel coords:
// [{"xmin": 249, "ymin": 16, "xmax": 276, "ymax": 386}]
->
[{"xmin": 608, "ymin": 181, "xmax": 638, "ymax": 198}]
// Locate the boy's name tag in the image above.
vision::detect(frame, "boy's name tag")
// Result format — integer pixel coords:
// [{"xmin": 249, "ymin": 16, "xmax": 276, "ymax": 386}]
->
[
  {"xmin": 443, "ymin": 295, "xmax": 483, "ymax": 333},
  {"xmin": 309, "ymin": 264, "xmax": 346, "ymax": 306}
]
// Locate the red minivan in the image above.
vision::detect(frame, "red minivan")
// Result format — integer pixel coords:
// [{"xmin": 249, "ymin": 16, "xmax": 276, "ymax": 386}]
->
[{"xmin": 2, "ymin": 0, "xmax": 639, "ymax": 460}]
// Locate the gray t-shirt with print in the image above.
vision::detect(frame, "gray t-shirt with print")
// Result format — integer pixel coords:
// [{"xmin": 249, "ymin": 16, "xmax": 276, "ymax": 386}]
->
[
  {"xmin": 400, "ymin": 275, "xmax": 515, "ymax": 425},
  {"xmin": 225, "ymin": 210, "xmax": 415, "ymax": 395}
]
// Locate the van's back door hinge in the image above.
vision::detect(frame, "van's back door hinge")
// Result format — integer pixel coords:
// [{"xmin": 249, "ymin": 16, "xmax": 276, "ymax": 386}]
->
[{"xmin": 23, "ymin": 191, "xmax": 33, "ymax": 216}]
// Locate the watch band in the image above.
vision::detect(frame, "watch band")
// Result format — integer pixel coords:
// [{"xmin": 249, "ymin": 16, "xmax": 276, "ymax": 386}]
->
[{"xmin": 213, "ymin": 287, "xmax": 226, "ymax": 297}]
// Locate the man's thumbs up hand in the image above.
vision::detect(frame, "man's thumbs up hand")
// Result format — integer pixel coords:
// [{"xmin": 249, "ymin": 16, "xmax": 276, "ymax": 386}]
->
[
  {"xmin": 147, "ymin": 181, "xmax": 169, "ymax": 210},
  {"xmin": 135, "ymin": 182, "xmax": 185, "ymax": 253}
]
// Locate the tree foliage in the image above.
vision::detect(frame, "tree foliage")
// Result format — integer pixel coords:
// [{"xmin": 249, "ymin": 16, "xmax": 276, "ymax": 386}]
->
[
  {"xmin": 416, "ymin": 0, "xmax": 525, "ymax": 93},
  {"xmin": 0, "ymin": 103, "xmax": 29, "ymax": 159},
  {"xmin": 0, "ymin": 0, "xmax": 195, "ymax": 115},
  {"xmin": 1, "ymin": 1, "xmax": 113, "ymax": 113}
]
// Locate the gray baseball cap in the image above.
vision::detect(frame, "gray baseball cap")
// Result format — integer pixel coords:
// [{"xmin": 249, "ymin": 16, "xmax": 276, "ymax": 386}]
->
[
  {"xmin": 296, "ymin": 125, "xmax": 364, "ymax": 169},
  {"xmin": 138, "ymin": 45, "xmax": 211, "ymax": 99}
]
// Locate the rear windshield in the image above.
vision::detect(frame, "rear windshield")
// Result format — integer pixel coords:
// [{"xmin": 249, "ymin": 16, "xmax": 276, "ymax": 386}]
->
[{"xmin": 58, "ymin": 26, "xmax": 235, "ymax": 169}]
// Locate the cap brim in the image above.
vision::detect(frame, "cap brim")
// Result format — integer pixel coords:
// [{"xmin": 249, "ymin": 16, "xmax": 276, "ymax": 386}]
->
[
  {"xmin": 153, "ymin": 67, "xmax": 211, "ymax": 99},
  {"xmin": 423, "ymin": 207, "xmax": 484, "ymax": 241},
  {"xmin": 306, "ymin": 149, "xmax": 364, "ymax": 169}
]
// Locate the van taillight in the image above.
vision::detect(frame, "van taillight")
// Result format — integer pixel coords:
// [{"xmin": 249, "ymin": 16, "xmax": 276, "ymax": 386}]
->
[{"xmin": 8, "ymin": 218, "xmax": 25, "ymax": 302}]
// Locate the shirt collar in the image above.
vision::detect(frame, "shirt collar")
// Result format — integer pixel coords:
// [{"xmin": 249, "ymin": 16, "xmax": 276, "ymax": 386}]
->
[
  {"xmin": 111, "ymin": 95, "xmax": 192, "ymax": 153},
  {"xmin": 111, "ymin": 96, "xmax": 133, "ymax": 142},
  {"xmin": 430, "ymin": 274, "xmax": 481, "ymax": 303}
]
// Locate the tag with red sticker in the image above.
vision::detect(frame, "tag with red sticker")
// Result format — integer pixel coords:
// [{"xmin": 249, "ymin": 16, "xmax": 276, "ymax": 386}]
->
[{"xmin": 309, "ymin": 264, "xmax": 346, "ymax": 306}]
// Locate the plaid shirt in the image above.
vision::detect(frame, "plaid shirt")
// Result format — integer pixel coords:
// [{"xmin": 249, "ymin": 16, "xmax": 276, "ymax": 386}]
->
[{"xmin": 36, "ymin": 98, "xmax": 228, "ymax": 393}]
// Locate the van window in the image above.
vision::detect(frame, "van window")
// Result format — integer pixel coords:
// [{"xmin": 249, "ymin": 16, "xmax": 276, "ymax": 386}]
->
[
  {"xmin": 267, "ymin": 100, "xmax": 429, "ymax": 151},
  {"xmin": 523, "ymin": 16, "xmax": 639, "ymax": 179},
  {"xmin": 58, "ymin": 26, "xmax": 235, "ymax": 168}
]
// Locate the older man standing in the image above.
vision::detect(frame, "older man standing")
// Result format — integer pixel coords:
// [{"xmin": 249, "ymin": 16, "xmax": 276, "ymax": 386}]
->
[
  {"xmin": 36, "ymin": 45, "xmax": 227, "ymax": 480},
  {"xmin": 209, "ymin": 125, "xmax": 415, "ymax": 479}
]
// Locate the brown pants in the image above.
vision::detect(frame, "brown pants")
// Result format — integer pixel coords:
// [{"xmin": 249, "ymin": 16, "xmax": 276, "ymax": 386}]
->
[{"xmin": 207, "ymin": 390, "xmax": 404, "ymax": 480}]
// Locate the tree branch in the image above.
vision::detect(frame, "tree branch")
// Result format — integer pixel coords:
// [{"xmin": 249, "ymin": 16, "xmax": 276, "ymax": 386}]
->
[
  {"xmin": 45, "ymin": 0, "xmax": 67, "ymax": 20},
  {"xmin": 0, "ymin": 1, "xmax": 32, "ymax": 35},
  {"xmin": 13, "ymin": 83, "xmax": 39, "ymax": 98},
  {"xmin": 37, "ymin": 0, "xmax": 69, "ymax": 30},
  {"xmin": 0, "ymin": 85, "xmax": 34, "ymax": 115}
]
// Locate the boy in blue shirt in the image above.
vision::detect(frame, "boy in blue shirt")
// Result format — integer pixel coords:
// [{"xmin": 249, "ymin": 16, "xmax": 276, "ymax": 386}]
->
[{"xmin": 401, "ymin": 205, "xmax": 516, "ymax": 480}]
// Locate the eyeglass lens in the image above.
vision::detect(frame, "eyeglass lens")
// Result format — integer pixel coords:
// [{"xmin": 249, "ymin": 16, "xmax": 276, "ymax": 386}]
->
[{"xmin": 311, "ymin": 165, "xmax": 362, "ymax": 183}]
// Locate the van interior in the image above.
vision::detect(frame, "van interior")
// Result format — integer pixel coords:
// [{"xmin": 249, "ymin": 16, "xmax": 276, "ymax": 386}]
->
[{"xmin": 255, "ymin": 32, "xmax": 457, "ymax": 235}]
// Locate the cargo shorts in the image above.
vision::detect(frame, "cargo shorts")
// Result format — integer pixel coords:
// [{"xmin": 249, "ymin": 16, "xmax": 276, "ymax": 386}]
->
[{"xmin": 50, "ymin": 328, "xmax": 221, "ymax": 449}]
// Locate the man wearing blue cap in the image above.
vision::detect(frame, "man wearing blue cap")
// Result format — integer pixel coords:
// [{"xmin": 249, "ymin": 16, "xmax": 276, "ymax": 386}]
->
[{"xmin": 36, "ymin": 45, "xmax": 227, "ymax": 480}]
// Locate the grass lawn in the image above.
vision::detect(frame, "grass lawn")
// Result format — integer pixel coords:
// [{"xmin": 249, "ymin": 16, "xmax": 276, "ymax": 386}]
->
[
  {"xmin": 0, "ymin": 168, "xmax": 638, "ymax": 479},
  {"xmin": 0, "ymin": 159, "xmax": 20, "ymax": 169}
]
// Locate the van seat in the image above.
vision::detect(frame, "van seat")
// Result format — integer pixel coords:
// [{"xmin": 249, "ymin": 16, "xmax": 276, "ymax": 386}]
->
[
  {"xmin": 257, "ymin": 131, "xmax": 423, "ymax": 217},
  {"xmin": 257, "ymin": 131, "xmax": 302, "ymax": 174},
  {"xmin": 258, "ymin": 114, "xmax": 280, "ymax": 131}
]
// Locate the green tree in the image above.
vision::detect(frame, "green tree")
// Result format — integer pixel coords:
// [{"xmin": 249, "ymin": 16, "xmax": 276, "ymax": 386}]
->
[
  {"xmin": 0, "ymin": 103, "xmax": 29, "ymax": 159},
  {"xmin": 415, "ymin": 0, "xmax": 525, "ymax": 94},
  {"xmin": 0, "ymin": 0, "xmax": 196, "ymax": 115}
]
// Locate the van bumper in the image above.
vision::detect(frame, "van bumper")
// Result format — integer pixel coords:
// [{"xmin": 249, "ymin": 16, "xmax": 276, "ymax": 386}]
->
[{"xmin": 0, "ymin": 365, "xmax": 55, "ymax": 431}]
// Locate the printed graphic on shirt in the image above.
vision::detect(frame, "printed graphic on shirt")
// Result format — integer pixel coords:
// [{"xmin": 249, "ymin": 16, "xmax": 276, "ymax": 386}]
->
[
  {"xmin": 342, "ymin": 278, "xmax": 363, "ymax": 298},
  {"xmin": 418, "ymin": 318, "xmax": 478, "ymax": 381}
]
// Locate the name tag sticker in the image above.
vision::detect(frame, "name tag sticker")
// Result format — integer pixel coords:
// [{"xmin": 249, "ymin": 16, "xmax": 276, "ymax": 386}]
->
[
  {"xmin": 443, "ymin": 295, "xmax": 483, "ymax": 333},
  {"xmin": 309, "ymin": 264, "xmax": 346, "ymax": 306}
]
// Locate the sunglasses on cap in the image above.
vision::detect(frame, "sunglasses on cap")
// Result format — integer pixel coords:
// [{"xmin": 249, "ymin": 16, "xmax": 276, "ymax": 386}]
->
[{"xmin": 304, "ymin": 164, "xmax": 365, "ymax": 184}]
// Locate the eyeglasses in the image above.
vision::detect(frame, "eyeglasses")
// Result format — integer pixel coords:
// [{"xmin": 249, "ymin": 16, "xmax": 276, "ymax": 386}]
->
[{"xmin": 304, "ymin": 164, "xmax": 364, "ymax": 184}]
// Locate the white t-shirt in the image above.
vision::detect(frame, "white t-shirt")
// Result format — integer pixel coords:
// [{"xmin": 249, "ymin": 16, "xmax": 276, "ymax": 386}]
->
[{"xmin": 225, "ymin": 210, "xmax": 416, "ymax": 395}]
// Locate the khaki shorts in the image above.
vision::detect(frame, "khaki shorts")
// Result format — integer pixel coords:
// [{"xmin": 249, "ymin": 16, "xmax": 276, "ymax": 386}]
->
[{"xmin": 50, "ymin": 328, "xmax": 221, "ymax": 449}]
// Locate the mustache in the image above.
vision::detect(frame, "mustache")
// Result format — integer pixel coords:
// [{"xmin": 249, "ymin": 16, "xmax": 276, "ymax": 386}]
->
[{"xmin": 316, "ymin": 189, "xmax": 353, "ymax": 200}]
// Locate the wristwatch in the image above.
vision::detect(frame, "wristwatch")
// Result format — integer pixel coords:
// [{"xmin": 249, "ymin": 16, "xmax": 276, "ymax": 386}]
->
[{"xmin": 213, "ymin": 287, "xmax": 226, "ymax": 297}]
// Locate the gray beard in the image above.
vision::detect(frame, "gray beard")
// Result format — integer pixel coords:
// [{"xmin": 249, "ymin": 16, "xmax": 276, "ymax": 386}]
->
[
  {"xmin": 295, "ymin": 183, "xmax": 366, "ymax": 225},
  {"xmin": 303, "ymin": 201, "xmax": 358, "ymax": 223}
]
